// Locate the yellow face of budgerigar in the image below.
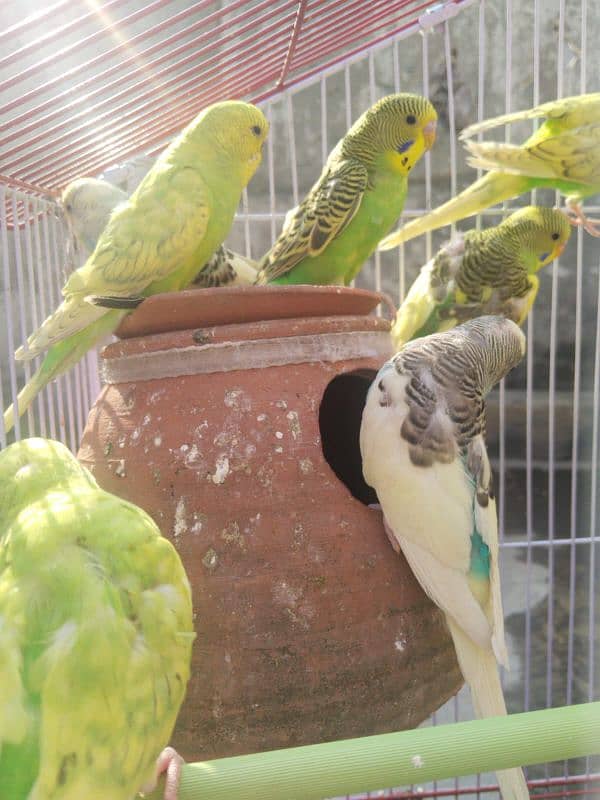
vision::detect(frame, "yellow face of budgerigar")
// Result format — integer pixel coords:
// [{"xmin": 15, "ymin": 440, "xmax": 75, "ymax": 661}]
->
[
  {"xmin": 505, "ymin": 206, "xmax": 572, "ymax": 271},
  {"xmin": 198, "ymin": 100, "xmax": 269, "ymax": 182},
  {"xmin": 368, "ymin": 93, "xmax": 438, "ymax": 176}
]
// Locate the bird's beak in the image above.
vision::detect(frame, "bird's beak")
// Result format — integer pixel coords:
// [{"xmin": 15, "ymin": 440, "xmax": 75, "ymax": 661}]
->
[
  {"xmin": 423, "ymin": 119, "xmax": 437, "ymax": 151},
  {"xmin": 555, "ymin": 241, "xmax": 566, "ymax": 258}
]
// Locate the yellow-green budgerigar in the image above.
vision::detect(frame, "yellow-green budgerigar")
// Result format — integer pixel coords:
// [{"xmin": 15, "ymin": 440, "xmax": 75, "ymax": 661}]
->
[
  {"xmin": 3, "ymin": 101, "xmax": 269, "ymax": 434},
  {"xmin": 391, "ymin": 205, "xmax": 571, "ymax": 348},
  {"xmin": 360, "ymin": 316, "xmax": 528, "ymax": 800},
  {"xmin": 62, "ymin": 178, "xmax": 258, "ymax": 287},
  {"xmin": 256, "ymin": 93, "xmax": 437, "ymax": 285},
  {"xmin": 61, "ymin": 177, "xmax": 128, "ymax": 260},
  {"xmin": 0, "ymin": 437, "xmax": 195, "ymax": 800},
  {"xmin": 380, "ymin": 92, "xmax": 600, "ymax": 249}
]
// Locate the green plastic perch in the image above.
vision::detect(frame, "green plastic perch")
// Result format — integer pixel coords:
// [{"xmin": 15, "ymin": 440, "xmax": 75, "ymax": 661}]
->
[{"xmin": 147, "ymin": 702, "xmax": 600, "ymax": 800}]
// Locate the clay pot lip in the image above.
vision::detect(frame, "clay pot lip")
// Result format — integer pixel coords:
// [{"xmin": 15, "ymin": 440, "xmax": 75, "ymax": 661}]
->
[{"xmin": 115, "ymin": 284, "xmax": 397, "ymax": 340}]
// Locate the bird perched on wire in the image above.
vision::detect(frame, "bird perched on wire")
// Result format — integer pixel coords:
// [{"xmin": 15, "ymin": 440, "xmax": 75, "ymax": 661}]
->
[
  {"xmin": 360, "ymin": 316, "xmax": 528, "ymax": 800},
  {"xmin": 255, "ymin": 93, "xmax": 437, "ymax": 286},
  {"xmin": 0, "ymin": 437, "xmax": 195, "ymax": 800},
  {"xmin": 3, "ymin": 100, "xmax": 269, "ymax": 434},
  {"xmin": 391, "ymin": 205, "xmax": 571, "ymax": 348},
  {"xmin": 379, "ymin": 92, "xmax": 600, "ymax": 249}
]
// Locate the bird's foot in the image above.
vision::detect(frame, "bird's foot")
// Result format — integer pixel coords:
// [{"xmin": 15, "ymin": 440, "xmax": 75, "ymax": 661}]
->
[
  {"xmin": 563, "ymin": 202, "xmax": 600, "ymax": 237},
  {"xmin": 139, "ymin": 747, "xmax": 185, "ymax": 800}
]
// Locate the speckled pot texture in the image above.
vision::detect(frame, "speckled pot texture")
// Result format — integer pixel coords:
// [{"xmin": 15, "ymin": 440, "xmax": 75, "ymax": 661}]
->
[{"xmin": 77, "ymin": 285, "xmax": 462, "ymax": 760}]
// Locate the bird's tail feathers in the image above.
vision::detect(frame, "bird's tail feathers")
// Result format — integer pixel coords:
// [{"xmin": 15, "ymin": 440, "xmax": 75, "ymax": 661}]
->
[
  {"xmin": 3, "ymin": 311, "xmax": 123, "ymax": 435},
  {"xmin": 464, "ymin": 140, "xmax": 556, "ymax": 179},
  {"xmin": 14, "ymin": 295, "xmax": 106, "ymax": 361},
  {"xmin": 448, "ymin": 620, "xmax": 529, "ymax": 800},
  {"xmin": 379, "ymin": 172, "xmax": 530, "ymax": 249},
  {"xmin": 391, "ymin": 261, "xmax": 437, "ymax": 348},
  {"xmin": 460, "ymin": 106, "xmax": 549, "ymax": 140}
]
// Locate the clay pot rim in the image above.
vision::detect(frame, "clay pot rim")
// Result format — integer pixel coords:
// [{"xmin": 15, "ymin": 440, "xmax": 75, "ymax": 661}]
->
[{"xmin": 115, "ymin": 284, "xmax": 397, "ymax": 340}]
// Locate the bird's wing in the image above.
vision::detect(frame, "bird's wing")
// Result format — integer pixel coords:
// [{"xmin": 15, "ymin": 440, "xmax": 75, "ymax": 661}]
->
[
  {"xmin": 259, "ymin": 159, "xmax": 369, "ymax": 282},
  {"xmin": 464, "ymin": 124, "xmax": 600, "ymax": 186},
  {"xmin": 65, "ymin": 166, "xmax": 211, "ymax": 299}
]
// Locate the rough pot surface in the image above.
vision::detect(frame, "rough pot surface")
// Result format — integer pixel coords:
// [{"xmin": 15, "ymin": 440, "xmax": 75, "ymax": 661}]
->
[{"xmin": 77, "ymin": 286, "xmax": 462, "ymax": 760}]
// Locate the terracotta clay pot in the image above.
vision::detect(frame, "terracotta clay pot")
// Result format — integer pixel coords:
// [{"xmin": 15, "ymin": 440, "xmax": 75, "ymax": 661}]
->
[{"xmin": 77, "ymin": 285, "xmax": 462, "ymax": 760}]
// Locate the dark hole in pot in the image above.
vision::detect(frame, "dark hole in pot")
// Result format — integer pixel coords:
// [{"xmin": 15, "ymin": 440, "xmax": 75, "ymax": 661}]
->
[{"xmin": 319, "ymin": 369, "xmax": 379, "ymax": 505}]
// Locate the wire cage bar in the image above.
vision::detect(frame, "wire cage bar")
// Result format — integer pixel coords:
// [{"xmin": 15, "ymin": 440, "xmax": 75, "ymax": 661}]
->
[{"xmin": 0, "ymin": 1, "xmax": 598, "ymax": 798}]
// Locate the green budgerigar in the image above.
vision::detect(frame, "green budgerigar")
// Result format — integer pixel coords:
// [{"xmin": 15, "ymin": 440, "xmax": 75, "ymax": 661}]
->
[
  {"xmin": 0, "ymin": 437, "xmax": 195, "ymax": 800},
  {"xmin": 256, "ymin": 93, "xmax": 437, "ymax": 286},
  {"xmin": 391, "ymin": 205, "xmax": 571, "ymax": 348},
  {"xmin": 380, "ymin": 92, "xmax": 600, "ymax": 249},
  {"xmin": 3, "ymin": 101, "xmax": 269, "ymax": 434},
  {"xmin": 360, "ymin": 317, "xmax": 528, "ymax": 800}
]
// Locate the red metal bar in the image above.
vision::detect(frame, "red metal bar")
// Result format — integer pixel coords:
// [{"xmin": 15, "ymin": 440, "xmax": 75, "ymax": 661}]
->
[
  {"xmin": 32, "ymin": 63, "xmax": 284, "ymax": 189},
  {"xmin": 14, "ymin": 38, "xmax": 290, "ymax": 185},
  {"xmin": 276, "ymin": 0, "xmax": 309, "ymax": 88},
  {"xmin": 0, "ymin": 0, "xmax": 168, "ymax": 92},
  {"xmin": 251, "ymin": 2, "xmax": 439, "ymax": 104},
  {"xmin": 0, "ymin": 173, "xmax": 55, "ymax": 197},
  {"xmin": 0, "ymin": 0, "xmax": 221, "ymax": 121},
  {"xmin": 0, "ymin": 0, "xmax": 72, "ymax": 44},
  {"xmin": 0, "ymin": 0, "xmax": 296, "ymax": 166},
  {"xmin": 0, "ymin": 0, "xmax": 459, "ymax": 191},
  {"xmin": 290, "ymin": 0, "xmax": 435, "ymax": 74}
]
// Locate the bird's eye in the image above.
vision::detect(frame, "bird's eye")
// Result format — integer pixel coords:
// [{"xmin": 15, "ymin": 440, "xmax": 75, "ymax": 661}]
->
[
  {"xmin": 551, "ymin": 232, "xmax": 560, "ymax": 240},
  {"xmin": 251, "ymin": 125, "xmax": 262, "ymax": 136},
  {"xmin": 406, "ymin": 114, "xmax": 417, "ymax": 125}
]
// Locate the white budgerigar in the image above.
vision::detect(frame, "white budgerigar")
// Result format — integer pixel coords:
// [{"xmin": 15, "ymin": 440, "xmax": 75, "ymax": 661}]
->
[{"xmin": 360, "ymin": 316, "xmax": 529, "ymax": 800}]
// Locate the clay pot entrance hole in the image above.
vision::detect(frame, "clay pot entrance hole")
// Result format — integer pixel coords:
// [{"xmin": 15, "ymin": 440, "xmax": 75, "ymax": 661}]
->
[{"xmin": 319, "ymin": 368, "xmax": 378, "ymax": 506}]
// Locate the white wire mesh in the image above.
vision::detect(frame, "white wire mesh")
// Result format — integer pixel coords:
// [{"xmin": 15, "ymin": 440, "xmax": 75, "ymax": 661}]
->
[{"xmin": 0, "ymin": 0, "xmax": 598, "ymax": 797}]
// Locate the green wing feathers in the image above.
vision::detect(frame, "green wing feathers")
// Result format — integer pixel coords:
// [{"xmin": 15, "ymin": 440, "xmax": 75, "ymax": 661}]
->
[
  {"xmin": 256, "ymin": 159, "xmax": 369, "ymax": 283},
  {"xmin": 4, "ymin": 101, "xmax": 269, "ymax": 433},
  {"xmin": 0, "ymin": 438, "xmax": 194, "ymax": 800}
]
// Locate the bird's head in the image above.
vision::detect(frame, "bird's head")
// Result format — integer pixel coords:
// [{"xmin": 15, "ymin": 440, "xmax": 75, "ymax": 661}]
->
[
  {"xmin": 60, "ymin": 177, "xmax": 127, "ymax": 234},
  {"xmin": 501, "ymin": 205, "xmax": 572, "ymax": 271},
  {"xmin": 347, "ymin": 93, "xmax": 437, "ymax": 176},
  {"xmin": 188, "ymin": 101, "xmax": 269, "ymax": 185}
]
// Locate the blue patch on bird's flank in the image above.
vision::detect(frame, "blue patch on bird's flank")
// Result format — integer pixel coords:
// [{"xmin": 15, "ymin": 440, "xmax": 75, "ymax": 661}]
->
[
  {"xmin": 396, "ymin": 140, "xmax": 414, "ymax": 153},
  {"xmin": 540, "ymin": 251, "xmax": 549, "ymax": 261},
  {"xmin": 470, "ymin": 531, "xmax": 490, "ymax": 578}
]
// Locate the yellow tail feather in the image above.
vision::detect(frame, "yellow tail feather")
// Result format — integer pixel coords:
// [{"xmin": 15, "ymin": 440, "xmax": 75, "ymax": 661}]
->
[
  {"xmin": 391, "ymin": 261, "xmax": 437, "ymax": 348},
  {"xmin": 448, "ymin": 619, "xmax": 530, "ymax": 800},
  {"xmin": 465, "ymin": 140, "xmax": 557, "ymax": 179},
  {"xmin": 4, "ymin": 311, "xmax": 124, "ymax": 435},
  {"xmin": 378, "ymin": 172, "xmax": 530, "ymax": 249},
  {"xmin": 14, "ymin": 296, "xmax": 106, "ymax": 361}
]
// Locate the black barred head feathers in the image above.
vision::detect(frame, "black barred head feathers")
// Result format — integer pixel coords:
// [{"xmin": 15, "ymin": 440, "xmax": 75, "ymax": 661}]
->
[
  {"xmin": 499, "ymin": 205, "xmax": 572, "ymax": 270},
  {"xmin": 376, "ymin": 316, "xmax": 525, "ymax": 466},
  {"xmin": 342, "ymin": 94, "xmax": 438, "ymax": 175}
]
